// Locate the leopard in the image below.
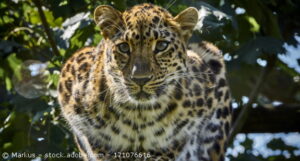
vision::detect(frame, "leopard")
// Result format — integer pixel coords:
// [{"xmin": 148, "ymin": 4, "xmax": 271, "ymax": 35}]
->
[{"xmin": 58, "ymin": 3, "xmax": 232, "ymax": 161}]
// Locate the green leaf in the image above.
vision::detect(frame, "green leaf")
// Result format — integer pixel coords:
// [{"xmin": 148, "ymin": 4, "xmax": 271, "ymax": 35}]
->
[
  {"xmin": 267, "ymin": 138, "xmax": 297, "ymax": 152},
  {"xmin": 241, "ymin": 137, "xmax": 254, "ymax": 151},
  {"xmin": 92, "ymin": 31, "xmax": 102, "ymax": 45},
  {"xmin": 49, "ymin": 72, "xmax": 60, "ymax": 87},
  {"xmin": 5, "ymin": 76, "xmax": 12, "ymax": 91},
  {"xmin": 27, "ymin": 9, "xmax": 40, "ymax": 25},
  {"xmin": 44, "ymin": 10, "xmax": 58, "ymax": 27},
  {"xmin": 54, "ymin": 17, "xmax": 63, "ymax": 27},
  {"xmin": 6, "ymin": 54, "xmax": 22, "ymax": 73},
  {"xmin": 58, "ymin": 0, "xmax": 68, "ymax": 6},
  {"xmin": 5, "ymin": 53, "xmax": 22, "ymax": 90},
  {"xmin": 3, "ymin": 142, "xmax": 13, "ymax": 149},
  {"xmin": 0, "ymin": 66, "xmax": 4, "ymax": 78},
  {"xmin": 245, "ymin": 16, "xmax": 260, "ymax": 33}
]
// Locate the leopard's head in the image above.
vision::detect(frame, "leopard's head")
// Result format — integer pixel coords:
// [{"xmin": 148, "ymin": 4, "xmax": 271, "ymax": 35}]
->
[{"xmin": 94, "ymin": 3, "xmax": 198, "ymax": 105}]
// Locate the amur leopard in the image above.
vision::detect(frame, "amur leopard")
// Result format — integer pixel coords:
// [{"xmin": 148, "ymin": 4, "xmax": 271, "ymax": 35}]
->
[{"xmin": 58, "ymin": 3, "xmax": 232, "ymax": 161}]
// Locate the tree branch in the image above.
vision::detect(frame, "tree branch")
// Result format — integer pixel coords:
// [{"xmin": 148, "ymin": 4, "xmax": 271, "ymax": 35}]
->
[
  {"xmin": 33, "ymin": 0, "xmax": 60, "ymax": 57},
  {"xmin": 228, "ymin": 56, "xmax": 276, "ymax": 144}
]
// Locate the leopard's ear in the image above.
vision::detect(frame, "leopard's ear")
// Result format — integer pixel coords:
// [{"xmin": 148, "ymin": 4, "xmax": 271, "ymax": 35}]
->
[
  {"xmin": 174, "ymin": 7, "xmax": 198, "ymax": 41},
  {"xmin": 94, "ymin": 5, "xmax": 124, "ymax": 39}
]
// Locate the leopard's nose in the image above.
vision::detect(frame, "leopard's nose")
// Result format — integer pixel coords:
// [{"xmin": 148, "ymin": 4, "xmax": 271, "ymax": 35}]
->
[{"xmin": 131, "ymin": 76, "xmax": 152, "ymax": 86}]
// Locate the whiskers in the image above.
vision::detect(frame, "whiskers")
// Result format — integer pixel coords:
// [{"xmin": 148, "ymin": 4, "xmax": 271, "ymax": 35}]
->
[
  {"xmin": 164, "ymin": 0, "xmax": 178, "ymax": 10},
  {"xmin": 155, "ymin": 0, "xmax": 178, "ymax": 31},
  {"xmin": 151, "ymin": 69, "xmax": 216, "ymax": 96},
  {"xmin": 165, "ymin": 69, "xmax": 214, "ymax": 81},
  {"xmin": 98, "ymin": 19, "xmax": 125, "ymax": 34}
]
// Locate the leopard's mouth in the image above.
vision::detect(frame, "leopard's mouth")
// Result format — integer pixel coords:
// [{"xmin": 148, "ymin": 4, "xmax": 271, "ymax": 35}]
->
[
  {"xmin": 133, "ymin": 90, "xmax": 151, "ymax": 100},
  {"xmin": 126, "ymin": 86, "xmax": 155, "ymax": 102},
  {"xmin": 125, "ymin": 81, "xmax": 160, "ymax": 102}
]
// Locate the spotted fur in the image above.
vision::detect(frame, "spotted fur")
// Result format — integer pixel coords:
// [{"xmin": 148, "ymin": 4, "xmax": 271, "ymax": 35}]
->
[{"xmin": 58, "ymin": 3, "xmax": 231, "ymax": 161}]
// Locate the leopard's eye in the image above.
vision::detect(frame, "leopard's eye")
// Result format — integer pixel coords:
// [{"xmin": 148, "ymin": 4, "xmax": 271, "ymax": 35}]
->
[
  {"xmin": 155, "ymin": 41, "xmax": 169, "ymax": 52},
  {"xmin": 117, "ymin": 42, "xmax": 130, "ymax": 53}
]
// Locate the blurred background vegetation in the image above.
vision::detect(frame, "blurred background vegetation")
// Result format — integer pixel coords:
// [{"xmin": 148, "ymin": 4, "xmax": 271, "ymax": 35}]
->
[{"xmin": 0, "ymin": 0, "xmax": 300, "ymax": 161}]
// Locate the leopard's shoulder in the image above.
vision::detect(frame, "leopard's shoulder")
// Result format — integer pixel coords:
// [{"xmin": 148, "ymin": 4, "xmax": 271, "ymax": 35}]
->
[{"xmin": 58, "ymin": 46, "xmax": 102, "ymax": 108}]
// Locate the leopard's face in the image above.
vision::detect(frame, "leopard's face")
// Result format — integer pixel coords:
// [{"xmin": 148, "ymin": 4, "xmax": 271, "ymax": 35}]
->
[
  {"xmin": 108, "ymin": 12, "xmax": 187, "ymax": 103},
  {"xmin": 94, "ymin": 4, "xmax": 198, "ymax": 105}
]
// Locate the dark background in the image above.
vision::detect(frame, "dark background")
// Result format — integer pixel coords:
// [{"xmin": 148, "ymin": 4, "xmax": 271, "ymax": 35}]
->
[{"xmin": 0, "ymin": 0, "xmax": 300, "ymax": 161}]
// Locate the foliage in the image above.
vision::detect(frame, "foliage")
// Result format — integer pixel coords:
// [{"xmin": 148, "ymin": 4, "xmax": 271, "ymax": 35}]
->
[{"xmin": 0, "ymin": 0, "xmax": 299, "ymax": 161}]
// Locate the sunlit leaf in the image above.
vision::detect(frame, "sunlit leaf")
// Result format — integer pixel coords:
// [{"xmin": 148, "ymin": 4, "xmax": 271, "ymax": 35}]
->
[
  {"xmin": 55, "ymin": 12, "xmax": 91, "ymax": 49},
  {"xmin": 245, "ymin": 16, "xmax": 260, "ymax": 33},
  {"xmin": 193, "ymin": 1, "xmax": 232, "ymax": 32},
  {"xmin": 6, "ymin": 53, "xmax": 22, "ymax": 80},
  {"xmin": 5, "ymin": 76, "xmax": 12, "ymax": 91}
]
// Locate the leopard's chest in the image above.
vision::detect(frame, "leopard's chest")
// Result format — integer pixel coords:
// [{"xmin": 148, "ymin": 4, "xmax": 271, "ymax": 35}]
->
[
  {"xmin": 79, "ymin": 108, "xmax": 189, "ymax": 152},
  {"xmin": 78, "ymin": 80, "xmax": 210, "ymax": 152}
]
